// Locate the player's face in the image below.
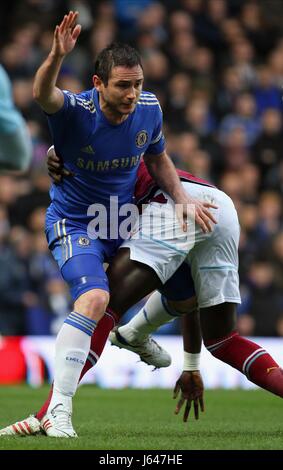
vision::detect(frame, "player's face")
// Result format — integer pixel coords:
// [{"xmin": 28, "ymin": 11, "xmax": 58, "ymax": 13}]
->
[{"xmin": 94, "ymin": 65, "xmax": 144, "ymax": 116}]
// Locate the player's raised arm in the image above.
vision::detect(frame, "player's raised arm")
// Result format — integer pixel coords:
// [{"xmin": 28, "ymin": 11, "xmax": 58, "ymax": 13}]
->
[{"xmin": 33, "ymin": 11, "xmax": 81, "ymax": 114}]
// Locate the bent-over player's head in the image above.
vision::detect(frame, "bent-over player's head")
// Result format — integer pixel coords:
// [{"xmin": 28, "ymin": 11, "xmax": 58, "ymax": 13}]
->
[{"xmin": 93, "ymin": 43, "xmax": 144, "ymax": 117}]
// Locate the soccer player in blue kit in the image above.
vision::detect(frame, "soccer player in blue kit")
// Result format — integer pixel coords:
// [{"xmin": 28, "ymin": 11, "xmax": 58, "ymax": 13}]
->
[{"xmin": 29, "ymin": 11, "xmax": 217, "ymax": 437}]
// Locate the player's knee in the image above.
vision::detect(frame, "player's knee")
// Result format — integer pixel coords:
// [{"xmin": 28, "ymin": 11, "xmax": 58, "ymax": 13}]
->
[
  {"xmin": 108, "ymin": 291, "xmax": 125, "ymax": 316},
  {"xmin": 107, "ymin": 275, "xmax": 127, "ymax": 313},
  {"xmin": 200, "ymin": 303, "xmax": 237, "ymax": 344},
  {"xmin": 168, "ymin": 297, "xmax": 197, "ymax": 315},
  {"xmin": 74, "ymin": 289, "xmax": 109, "ymax": 321}
]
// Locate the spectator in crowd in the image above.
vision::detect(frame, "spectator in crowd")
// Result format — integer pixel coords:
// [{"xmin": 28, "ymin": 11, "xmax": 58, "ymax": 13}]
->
[
  {"xmin": 0, "ymin": 224, "xmax": 33, "ymax": 335},
  {"xmin": 252, "ymin": 108, "xmax": 283, "ymax": 188},
  {"xmin": 218, "ymin": 92, "xmax": 261, "ymax": 147},
  {"xmin": 254, "ymin": 65, "xmax": 282, "ymax": 115},
  {"xmin": 238, "ymin": 259, "xmax": 283, "ymax": 337}
]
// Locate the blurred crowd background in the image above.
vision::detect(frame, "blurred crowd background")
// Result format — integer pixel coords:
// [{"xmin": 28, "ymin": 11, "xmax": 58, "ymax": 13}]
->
[{"xmin": 0, "ymin": 0, "xmax": 282, "ymax": 337}]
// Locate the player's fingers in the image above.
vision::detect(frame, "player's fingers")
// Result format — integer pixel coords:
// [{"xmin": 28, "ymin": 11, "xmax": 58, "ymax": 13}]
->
[
  {"xmin": 198, "ymin": 211, "xmax": 212, "ymax": 232},
  {"xmin": 62, "ymin": 168, "xmax": 74, "ymax": 177},
  {"xmin": 67, "ymin": 13, "xmax": 77, "ymax": 31},
  {"xmin": 54, "ymin": 25, "xmax": 59, "ymax": 39},
  {"xmin": 47, "ymin": 146, "xmax": 56, "ymax": 156},
  {"xmin": 203, "ymin": 202, "xmax": 218, "ymax": 209},
  {"xmin": 195, "ymin": 213, "xmax": 209, "ymax": 233},
  {"xmin": 69, "ymin": 11, "xmax": 79, "ymax": 29},
  {"xmin": 48, "ymin": 169, "xmax": 61, "ymax": 177},
  {"xmin": 49, "ymin": 153, "xmax": 61, "ymax": 163},
  {"xmin": 175, "ymin": 397, "xmax": 185, "ymax": 414},
  {"xmin": 48, "ymin": 161, "xmax": 61, "ymax": 170},
  {"xmin": 202, "ymin": 207, "xmax": 218, "ymax": 225},
  {"xmin": 72, "ymin": 24, "xmax": 81, "ymax": 40},
  {"xmin": 173, "ymin": 382, "xmax": 180, "ymax": 399},
  {"xmin": 60, "ymin": 14, "xmax": 68, "ymax": 26},
  {"xmin": 47, "ymin": 167, "xmax": 60, "ymax": 176},
  {"xmin": 59, "ymin": 15, "xmax": 68, "ymax": 33},
  {"xmin": 183, "ymin": 401, "xmax": 191, "ymax": 422},
  {"xmin": 48, "ymin": 170, "xmax": 61, "ymax": 183},
  {"xmin": 193, "ymin": 400, "xmax": 199, "ymax": 420},
  {"xmin": 65, "ymin": 11, "xmax": 74, "ymax": 28}
]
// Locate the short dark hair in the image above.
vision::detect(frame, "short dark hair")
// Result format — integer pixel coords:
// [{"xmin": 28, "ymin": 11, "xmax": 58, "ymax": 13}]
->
[{"xmin": 94, "ymin": 42, "xmax": 143, "ymax": 85}]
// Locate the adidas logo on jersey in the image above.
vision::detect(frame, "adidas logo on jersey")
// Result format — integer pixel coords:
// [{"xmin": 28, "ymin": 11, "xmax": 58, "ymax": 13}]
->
[{"xmin": 81, "ymin": 145, "xmax": 95, "ymax": 154}]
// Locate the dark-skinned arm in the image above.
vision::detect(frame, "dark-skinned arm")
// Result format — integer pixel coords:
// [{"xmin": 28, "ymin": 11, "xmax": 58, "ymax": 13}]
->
[{"xmin": 173, "ymin": 309, "xmax": 205, "ymax": 422}]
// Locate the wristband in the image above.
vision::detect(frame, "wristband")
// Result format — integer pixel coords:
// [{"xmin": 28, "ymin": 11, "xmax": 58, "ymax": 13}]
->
[{"xmin": 183, "ymin": 352, "xmax": 201, "ymax": 371}]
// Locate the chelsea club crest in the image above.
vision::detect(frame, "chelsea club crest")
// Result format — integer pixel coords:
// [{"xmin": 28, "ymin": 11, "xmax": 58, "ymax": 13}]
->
[
  {"xmin": 78, "ymin": 236, "xmax": 90, "ymax": 246},
  {"xmin": 136, "ymin": 130, "xmax": 148, "ymax": 148}
]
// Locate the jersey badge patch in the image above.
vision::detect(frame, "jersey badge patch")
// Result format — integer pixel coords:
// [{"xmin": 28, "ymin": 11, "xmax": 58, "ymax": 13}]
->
[
  {"xmin": 136, "ymin": 130, "xmax": 148, "ymax": 148},
  {"xmin": 78, "ymin": 236, "xmax": 90, "ymax": 246}
]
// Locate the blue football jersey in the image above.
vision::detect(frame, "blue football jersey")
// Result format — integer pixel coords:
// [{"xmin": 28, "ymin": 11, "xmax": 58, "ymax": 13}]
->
[{"xmin": 45, "ymin": 89, "xmax": 165, "ymax": 231}]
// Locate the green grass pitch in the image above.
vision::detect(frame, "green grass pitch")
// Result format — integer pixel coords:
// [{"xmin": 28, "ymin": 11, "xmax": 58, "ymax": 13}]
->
[{"xmin": 0, "ymin": 385, "xmax": 282, "ymax": 450}]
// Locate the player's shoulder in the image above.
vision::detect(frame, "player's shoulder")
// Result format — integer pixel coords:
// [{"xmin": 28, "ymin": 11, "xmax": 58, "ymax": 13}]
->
[
  {"xmin": 63, "ymin": 88, "xmax": 96, "ymax": 114},
  {"xmin": 137, "ymin": 91, "xmax": 161, "ymax": 108}
]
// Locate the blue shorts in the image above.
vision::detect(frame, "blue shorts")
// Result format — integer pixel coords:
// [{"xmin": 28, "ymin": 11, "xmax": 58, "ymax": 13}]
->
[
  {"xmin": 46, "ymin": 219, "xmax": 122, "ymax": 300},
  {"xmin": 46, "ymin": 219, "xmax": 195, "ymax": 302},
  {"xmin": 159, "ymin": 261, "xmax": 195, "ymax": 301}
]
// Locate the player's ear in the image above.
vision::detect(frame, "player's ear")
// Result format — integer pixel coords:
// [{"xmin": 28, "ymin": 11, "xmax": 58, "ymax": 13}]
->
[{"xmin": 93, "ymin": 75, "xmax": 103, "ymax": 91}]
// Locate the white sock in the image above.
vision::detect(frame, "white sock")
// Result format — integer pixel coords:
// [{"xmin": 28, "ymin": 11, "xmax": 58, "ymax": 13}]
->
[
  {"xmin": 48, "ymin": 311, "xmax": 96, "ymax": 412},
  {"xmin": 118, "ymin": 291, "xmax": 179, "ymax": 342}
]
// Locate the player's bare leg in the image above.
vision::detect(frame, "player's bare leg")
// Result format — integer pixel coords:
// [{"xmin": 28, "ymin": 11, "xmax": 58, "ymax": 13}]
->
[
  {"xmin": 108, "ymin": 248, "xmax": 162, "ymax": 312},
  {"xmin": 108, "ymin": 249, "xmax": 174, "ymax": 366},
  {"xmin": 110, "ymin": 293, "xmax": 196, "ymax": 367}
]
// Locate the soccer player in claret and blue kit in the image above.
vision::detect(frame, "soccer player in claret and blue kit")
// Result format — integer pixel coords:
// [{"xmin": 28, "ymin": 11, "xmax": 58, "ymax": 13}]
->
[{"xmin": 0, "ymin": 11, "xmax": 216, "ymax": 437}]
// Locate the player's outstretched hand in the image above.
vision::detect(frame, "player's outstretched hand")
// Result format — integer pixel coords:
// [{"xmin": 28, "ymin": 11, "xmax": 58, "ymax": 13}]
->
[
  {"xmin": 176, "ymin": 197, "xmax": 218, "ymax": 234},
  {"xmin": 47, "ymin": 146, "xmax": 73, "ymax": 184},
  {"xmin": 51, "ymin": 11, "xmax": 81, "ymax": 58},
  {"xmin": 173, "ymin": 371, "xmax": 204, "ymax": 422}
]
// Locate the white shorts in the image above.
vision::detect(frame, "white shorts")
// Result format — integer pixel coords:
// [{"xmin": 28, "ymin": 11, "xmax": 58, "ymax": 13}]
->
[{"xmin": 121, "ymin": 182, "xmax": 241, "ymax": 308}]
